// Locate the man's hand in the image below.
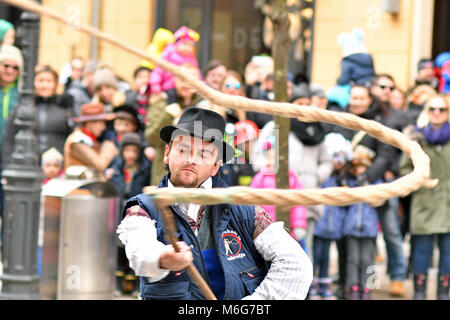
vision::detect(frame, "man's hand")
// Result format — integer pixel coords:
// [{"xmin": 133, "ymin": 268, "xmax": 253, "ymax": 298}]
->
[{"xmin": 159, "ymin": 241, "xmax": 193, "ymax": 271}]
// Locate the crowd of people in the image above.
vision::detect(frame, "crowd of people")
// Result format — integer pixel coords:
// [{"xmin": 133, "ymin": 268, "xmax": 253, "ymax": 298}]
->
[{"xmin": 0, "ymin": 21, "xmax": 449, "ymax": 300}]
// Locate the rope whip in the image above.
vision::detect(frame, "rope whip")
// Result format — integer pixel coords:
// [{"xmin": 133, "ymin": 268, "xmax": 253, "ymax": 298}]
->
[{"xmin": 3, "ymin": 0, "xmax": 438, "ymax": 300}]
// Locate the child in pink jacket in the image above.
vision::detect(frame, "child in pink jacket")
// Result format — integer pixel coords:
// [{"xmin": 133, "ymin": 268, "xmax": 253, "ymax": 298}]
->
[
  {"xmin": 149, "ymin": 26, "xmax": 201, "ymax": 103},
  {"xmin": 250, "ymin": 139, "xmax": 308, "ymax": 250}
]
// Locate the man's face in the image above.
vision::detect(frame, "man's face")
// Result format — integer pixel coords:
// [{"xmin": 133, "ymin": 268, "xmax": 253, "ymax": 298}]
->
[
  {"xmin": 164, "ymin": 135, "xmax": 222, "ymax": 188},
  {"xmin": 371, "ymin": 76, "xmax": 395, "ymax": 103},
  {"xmin": 0, "ymin": 58, "xmax": 19, "ymax": 85},
  {"xmin": 427, "ymin": 96, "xmax": 449, "ymax": 128},
  {"xmin": 71, "ymin": 59, "xmax": 84, "ymax": 80},
  {"xmin": 205, "ymin": 65, "xmax": 226, "ymax": 90}
]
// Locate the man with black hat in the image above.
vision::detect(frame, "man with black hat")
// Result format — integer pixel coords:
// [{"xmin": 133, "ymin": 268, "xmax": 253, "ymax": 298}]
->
[{"xmin": 117, "ymin": 107, "xmax": 313, "ymax": 300}]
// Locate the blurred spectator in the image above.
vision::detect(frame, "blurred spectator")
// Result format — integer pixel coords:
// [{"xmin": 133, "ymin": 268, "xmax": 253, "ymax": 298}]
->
[
  {"xmin": 405, "ymin": 84, "xmax": 437, "ymax": 127},
  {"xmin": 3, "ymin": 65, "xmax": 75, "ymax": 166},
  {"xmin": 0, "ymin": 19, "xmax": 15, "ymax": 46},
  {"xmin": 333, "ymin": 84, "xmax": 407, "ymax": 297},
  {"xmin": 219, "ymin": 70, "xmax": 247, "ymax": 124},
  {"xmin": 250, "ymin": 137, "xmax": 307, "ymax": 249},
  {"xmin": 141, "ymin": 27, "xmax": 175, "ymax": 71},
  {"xmin": 203, "ymin": 59, "xmax": 227, "ymax": 91},
  {"xmin": 123, "ymin": 66, "xmax": 152, "ymax": 124},
  {"xmin": 370, "ymin": 73, "xmax": 396, "ymax": 108},
  {"xmin": 145, "ymin": 63, "xmax": 203, "ymax": 186},
  {"xmin": 59, "ymin": 57, "xmax": 84, "ymax": 93},
  {"xmin": 149, "ymin": 26, "xmax": 200, "ymax": 104},
  {"xmin": 310, "ymin": 133, "xmax": 353, "ymax": 300},
  {"xmin": 400, "ymin": 94, "xmax": 450, "ymax": 300},
  {"xmin": 106, "ymin": 132, "xmax": 151, "ymax": 298},
  {"xmin": 0, "ymin": 45, "xmax": 22, "ymax": 221},
  {"xmin": 414, "ymin": 58, "xmax": 439, "ymax": 90},
  {"xmin": 434, "ymin": 52, "xmax": 450, "ymax": 94},
  {"xmin": 91, "ymin": 66, "xmax": 126, "ymax": 112},
  {"xmin": 390, "ymin": 87, "xmax": 406, "ymax": 111},
  {"xmin": 229, "ymin": 120, "xmax": 259, "ymax": 186},
  {"xmin": 337, "ymin": 27, "xmax": 375, "ymax": 87},
  {"xmin": 64, "ymin": 103, "xmax": 118, "ymax": 179},
  {"xmin": 310, "ymin": 83, "xmax": 328, "ymax": 110},
  {"xmin": 66, "ymin": 60, "xmax": 98, "ymax": 116}
]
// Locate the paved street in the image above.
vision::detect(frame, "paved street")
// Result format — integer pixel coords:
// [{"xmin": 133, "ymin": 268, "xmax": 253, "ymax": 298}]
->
[{"xmin": 0, "ymin": 233, "xmax": 442, "ymax": 300}]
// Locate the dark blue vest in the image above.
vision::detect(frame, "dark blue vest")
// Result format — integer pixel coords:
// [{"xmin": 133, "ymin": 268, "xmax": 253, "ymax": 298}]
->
[{"xmin": 123, "ymin": 175, "xmax": 269, "ymax": 300}]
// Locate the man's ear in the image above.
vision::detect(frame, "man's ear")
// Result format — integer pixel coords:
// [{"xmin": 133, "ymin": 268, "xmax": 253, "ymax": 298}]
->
[
  {"xmin": 211, "ymin": 160, "xmax": 223, "ymax": 177},
  {"xmin": 163, "ymin": 144, "xmax": 170, "ymax": 166}
]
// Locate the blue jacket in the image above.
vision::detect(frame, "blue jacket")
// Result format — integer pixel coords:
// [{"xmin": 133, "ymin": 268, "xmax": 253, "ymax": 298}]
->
[
  {"xmin": 341, "ymin": 180, "xmax": 380, "ymax": 239},
  {"xmin": 122, "ymin": 175, "xmax": 269, "ymax": 300},
  {"xmin": 337, "ymin": 53, "xmax": 375, "ymax": 86},
  {"xmin": 314, "ymin": 176, "xmax": 346, "ymax": 240},
  {"xmin": 108, "ymin": 155, "xmax": 151, "ymax": 212}
]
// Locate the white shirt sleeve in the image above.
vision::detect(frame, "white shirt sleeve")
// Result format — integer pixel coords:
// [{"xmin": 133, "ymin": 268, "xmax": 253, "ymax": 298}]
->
[
  {"xmin": 242, "ymin": 221, "xmax": 313, "ymax": 300},
  {"xmin": 116, "ymin": 215, "xmax": 170, "ymax": 282}
]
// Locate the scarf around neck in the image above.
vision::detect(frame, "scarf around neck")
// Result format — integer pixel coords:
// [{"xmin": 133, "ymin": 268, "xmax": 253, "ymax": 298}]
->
[
  {"xmin": 290, "ymin": 118, "xmax": 327, "ymax": 146},
  {"xmin": 419, "ymin": 122, "xmax": 450, "ymax": 145}
]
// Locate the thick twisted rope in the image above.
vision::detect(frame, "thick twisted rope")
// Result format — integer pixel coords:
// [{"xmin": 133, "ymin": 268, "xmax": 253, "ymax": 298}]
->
[{"xmin": 4, "ymin": 0, "xmax": 436, "ymax": 208}]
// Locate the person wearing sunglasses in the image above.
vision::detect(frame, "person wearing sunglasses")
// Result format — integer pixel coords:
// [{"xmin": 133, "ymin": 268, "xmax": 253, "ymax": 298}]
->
[
  {"xmin": 219, "ymin": 70, "xmax": 246, "ymax": 124},
  {"xmin": 370, "ymin": 74, "xmax": 396, "ymax": 107},
  {"xmin": 400, "ymin": 94, "xmax": 450, "ymax": 300},
  {"xmin": 0, "ymin": 44, "xmax": 22, "ymax": 224}
]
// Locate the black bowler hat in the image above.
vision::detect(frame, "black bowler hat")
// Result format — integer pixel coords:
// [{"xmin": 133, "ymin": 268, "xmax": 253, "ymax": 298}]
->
[{"xmin": 160, "ymin": 107, "xmax": 235, "ymax": 163}]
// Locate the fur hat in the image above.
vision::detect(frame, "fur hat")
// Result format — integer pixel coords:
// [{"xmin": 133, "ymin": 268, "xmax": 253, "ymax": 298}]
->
[{"xmin": 92, "ymin": 67, "xmax": 118, "ymax": 91}]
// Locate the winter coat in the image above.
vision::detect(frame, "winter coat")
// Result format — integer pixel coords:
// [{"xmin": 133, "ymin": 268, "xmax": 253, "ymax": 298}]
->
[
  {"xmin": 149, "ymin": 43, "xmax": 200, "ymax": 95},
  {"xmin": 124, "ymin": 175, "xmax": 268, "ymax": 300},
  {"xmin": 399, "ymin": 137, "xmax": 450, "ymax": 235},
  {"xmin": 313, "ymin": 176, "xmax": 347, "ymax": 240},
  {"xmin": 2, "ymin": 94, "xmax": 75, "ymax": 166},
  {"xmin": 250, "ymin": 165, "xmax": 307, "ymax": 229},
  {"xmin": 337, "ymin": 53, "xmax": 375, "ymax": 86},
  {"xmin": 330, "ymin": 103, "xmax": 395, "ymax": 183},
  {"xmin": 65, "ymin": 81, "xmax": 92, "ymax": 116},
  {"xmin": 0, "ymin": 82, "xmax": 19, "ymax": 161},
  {"xmin": 253, "ymin": 120, "xmax": 333, "ymax": 221},
  {"xmin": 107, "ymin": 155, "xmax": 151, "ymax": 212}
]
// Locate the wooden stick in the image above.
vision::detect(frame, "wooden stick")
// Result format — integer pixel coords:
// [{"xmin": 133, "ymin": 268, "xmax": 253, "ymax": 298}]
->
[{"xmin": 156, "ymin": 200, "xmax": 217, "ymax": 300}]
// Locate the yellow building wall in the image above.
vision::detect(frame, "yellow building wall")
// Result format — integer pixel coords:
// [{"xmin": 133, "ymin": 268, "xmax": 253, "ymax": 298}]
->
[
  {"xmin": 311, "ymin": 0, "xmax": 428, "ymax": 92},
  {"xmin": 39, "ymin": 0, "xmax": 156, "ymax": 84}
]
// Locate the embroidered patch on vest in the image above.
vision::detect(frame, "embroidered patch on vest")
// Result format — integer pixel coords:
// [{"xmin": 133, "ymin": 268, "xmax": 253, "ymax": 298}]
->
[{"xmin": 221, "ymin": 229, "xmax": 246, "ymax": 261}]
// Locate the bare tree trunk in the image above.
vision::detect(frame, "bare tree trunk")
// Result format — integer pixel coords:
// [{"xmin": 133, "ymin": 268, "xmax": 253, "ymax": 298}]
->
[{"xmin": 270, "ymin": 0, "xmax": 291, "ymax": 228}]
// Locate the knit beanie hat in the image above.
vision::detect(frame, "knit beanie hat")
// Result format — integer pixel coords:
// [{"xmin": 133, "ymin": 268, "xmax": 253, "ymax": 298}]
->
[
  {"xmin": 41, "ymin": 147, "xmax": 63, "ymax": 166},
  {"xmin": 0, "ymin": 19, "xmax": 14, "ymax": 42},
  {"xmin": 120, "ymin": 132, "xmax": 142, "ymax": 150},
  {"xmin": 290, "ymin": 82, "xmax": 311, "ymax": 102},
  {"xmin": 92, "ymin": 67, "xmax": 118, "ymax": 91},
  {"xmin": 0, "ymin": 44, "xmax": 23, "ymax": 73}
]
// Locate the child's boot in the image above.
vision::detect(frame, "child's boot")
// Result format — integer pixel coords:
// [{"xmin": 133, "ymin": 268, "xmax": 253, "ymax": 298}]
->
[
  {"xmin": 307, "ymin": 277, "xmax": 321, "ymax": 300},
  {"xmin": 413, "ymin": 273, "xmax": 427, "ymax": 300},
  {"xmin": 318, "ymin": 277, "xmax": 337, "ymax": 300},
  {"xmin": 437, "ymin": 274, "xmax": 449, "ymax": 300}
]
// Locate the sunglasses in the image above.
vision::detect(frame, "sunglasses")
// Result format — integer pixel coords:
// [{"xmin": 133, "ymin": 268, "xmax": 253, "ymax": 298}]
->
[
  {"xmin": 1, "ymin": 63, "xmax": 19, "ymax": 71},
  {"xmin": 225, "ymin": 83, "xmax": 241, "ymax": 90},
  {"xmin": 428, "ymin": 107, "xmax": 448, "ymax": 113},
  {"xmin": 377, "ymin": 84, "xmax": 395, "ymax": 91}
]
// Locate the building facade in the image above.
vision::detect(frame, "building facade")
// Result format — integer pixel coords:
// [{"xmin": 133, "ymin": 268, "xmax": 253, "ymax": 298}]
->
[{"xmin": 0, "ymin": 0, "xmax": 448, "ymax": 92}]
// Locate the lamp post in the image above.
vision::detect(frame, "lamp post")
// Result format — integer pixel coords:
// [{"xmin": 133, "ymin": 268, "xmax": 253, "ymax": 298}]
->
[{"xmin": 0, "ymin": 9, "xmax": 43, "ymax": 300}]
